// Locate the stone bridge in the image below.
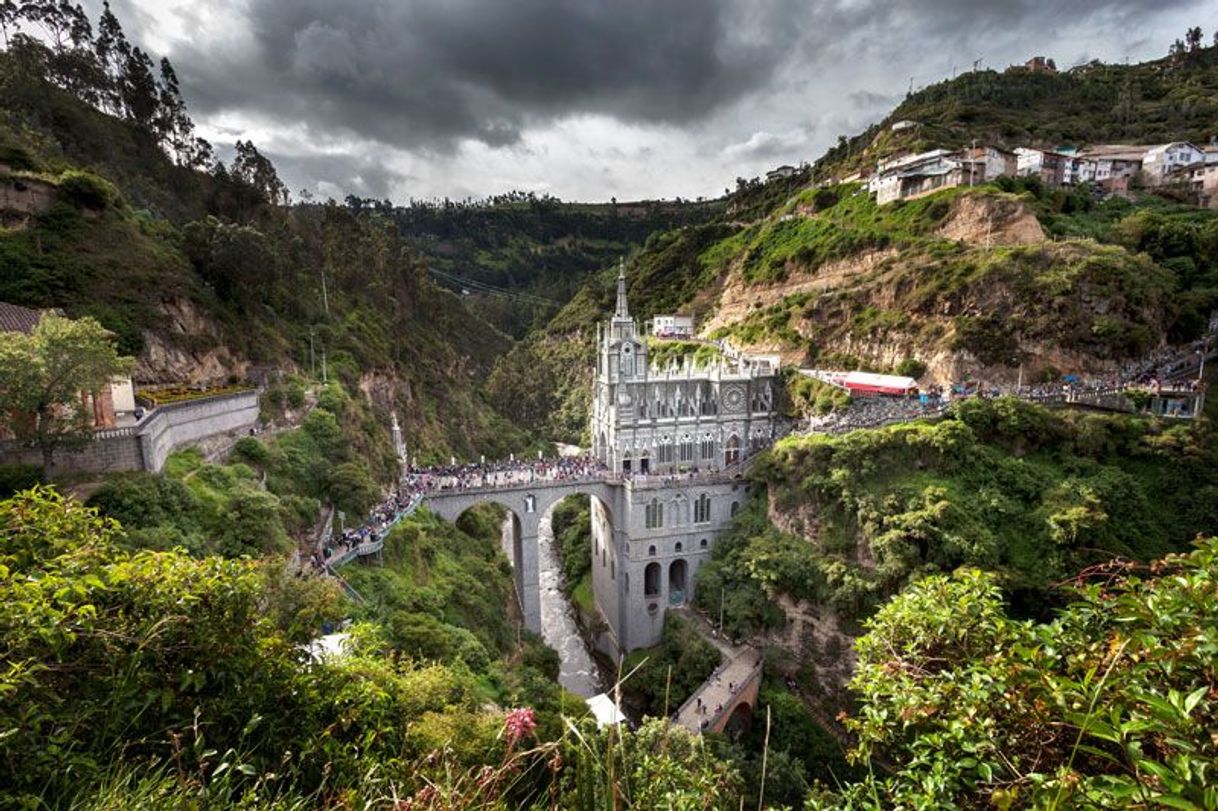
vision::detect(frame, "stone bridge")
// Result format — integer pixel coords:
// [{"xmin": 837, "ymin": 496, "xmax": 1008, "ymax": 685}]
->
[
  {"xmin": 674, "ymin": 647, "xmax": 763, "ymax": 737},
  {"xmin": 423, "ymin": 478, "xmax": 622, "ymax": 636},
  {"xmin": 421, "ymin": 471, "xmax": 753, "ymax": 654}
]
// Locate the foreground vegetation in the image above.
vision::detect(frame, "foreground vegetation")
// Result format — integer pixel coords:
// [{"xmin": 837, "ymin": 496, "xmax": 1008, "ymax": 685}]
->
[
  {"xmin": 5, "ymin": 484, "xmax": 1215, "ymax": 809},
  {"xmin": 699, "ymin": 398, "xmax": 1218, "ymax": 643}
]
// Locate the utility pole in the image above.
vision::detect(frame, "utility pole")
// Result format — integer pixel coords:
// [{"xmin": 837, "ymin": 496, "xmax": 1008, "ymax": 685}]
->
[
  {"xmin": 321, "ymin": 345, "xmax": 328, "ymax": 383},
  {"xmin": 320, "ymin": 267, "xmax": 330, "ymax": 317},
  {"xmin": 718, "ymin": 586, "xmax": 725, "ymax": 633}
]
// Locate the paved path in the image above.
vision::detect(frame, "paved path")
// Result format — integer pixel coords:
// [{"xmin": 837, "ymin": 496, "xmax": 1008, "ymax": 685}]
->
[
  {"xmin": 672, "ymin": 607, "xmax": 763, "ymax": 733},
  {"xmin": 675, "ymin": 647, "xmax": 762, "ymax": 732}
]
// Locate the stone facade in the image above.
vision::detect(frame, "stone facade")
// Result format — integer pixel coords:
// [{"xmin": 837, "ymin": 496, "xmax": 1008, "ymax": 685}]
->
[
  {"xmin": 591, "ymin": 476, "xmax": 750, "ymax": 651},
  {"xmin": 591, "ymin": 267, "xmax": 781, "ymax": 476}
]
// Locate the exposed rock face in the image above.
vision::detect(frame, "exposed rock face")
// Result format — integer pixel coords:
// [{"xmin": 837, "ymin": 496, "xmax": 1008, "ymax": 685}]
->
[
  {"xmin": 134, "ymin": 297, "xmax": 248, "ymax": 385},
  {"xmin": 703, "ymin": 248, "xmax": 897, "ymax": 350},
  {"xmin": 0, "ymin": 176, "xmax": 55, "ymax": 220},
  {"xmin": 359, "ymin": 371, "xmax": 413, "ymax": 412},
  {"xmin": 937, "ymin": 193, "xmax": 1045, "ymax": 245}
]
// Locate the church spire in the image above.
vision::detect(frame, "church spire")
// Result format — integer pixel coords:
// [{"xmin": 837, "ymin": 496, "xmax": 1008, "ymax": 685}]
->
[{"xmin": 614, "ymin": 257, "xmax": 629, "ymax": 319}]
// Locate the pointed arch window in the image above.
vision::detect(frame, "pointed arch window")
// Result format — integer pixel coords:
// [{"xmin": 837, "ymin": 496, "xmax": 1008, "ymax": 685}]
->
[
  {"xmin": 645, "ymin": 498, "xmax": 664, "ymax": 529},
  {"xmin": 694, "ymin": 493, "xmax": 712, "ymax": 524}
]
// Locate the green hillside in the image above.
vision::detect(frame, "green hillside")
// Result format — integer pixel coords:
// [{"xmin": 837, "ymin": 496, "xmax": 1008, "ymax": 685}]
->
[
  {"xmin": 0, "ymin": 45, "xmax": 535, "ymax": 458},
  {"xmin": 814, "ymin": 40, "xmax": 1218, "ymax": 180}
]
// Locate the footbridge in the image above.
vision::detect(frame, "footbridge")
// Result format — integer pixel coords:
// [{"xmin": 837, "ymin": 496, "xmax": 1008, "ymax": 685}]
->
[{"xmin": 674, "ymin": 646, "xmax": 763, "ymax": 737}]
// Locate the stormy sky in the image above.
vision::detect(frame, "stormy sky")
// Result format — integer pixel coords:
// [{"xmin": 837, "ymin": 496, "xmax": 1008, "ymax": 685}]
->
[{"xmin": 90, "ymin": 0, "xmax": 1206, "ymax": 203}]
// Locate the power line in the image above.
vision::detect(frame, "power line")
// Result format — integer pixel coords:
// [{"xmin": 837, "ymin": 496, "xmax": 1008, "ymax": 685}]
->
[{"xmin": 426, "ymin": 267, "xmax": 563, "ymax": 308}]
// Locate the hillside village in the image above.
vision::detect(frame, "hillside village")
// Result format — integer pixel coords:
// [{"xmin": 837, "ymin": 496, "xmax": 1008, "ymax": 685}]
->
[{"xmin": 845, "ymin": 136, "xmax": 1218, "ymax": 205}]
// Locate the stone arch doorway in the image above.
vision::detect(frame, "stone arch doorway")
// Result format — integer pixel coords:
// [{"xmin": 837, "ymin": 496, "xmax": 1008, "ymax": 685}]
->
[
  {"xmin": 725, "ymin": 435, "xmax": 741, "ymax": 466},
  {"xmin": 668, "ymin": 558, "xmax": 687, "ymax": 605}
]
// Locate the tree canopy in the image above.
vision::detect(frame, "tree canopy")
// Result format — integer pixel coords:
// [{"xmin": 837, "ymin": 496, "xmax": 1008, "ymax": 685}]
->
[{"xmin": 0, "ymin": 312, "xmax": 133, "ymax": 473}]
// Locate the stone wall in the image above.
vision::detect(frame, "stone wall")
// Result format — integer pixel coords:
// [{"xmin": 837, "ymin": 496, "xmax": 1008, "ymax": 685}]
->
[
  {"xmin": 0, "ymin": 427, "xmax": 145, "ymax": 475},
  {"xmin": 0, "ymin": 390, "xmax": 260, "ymax": 474},
  {"xmin": 138, "ymin": 390, "xmax": 260, "ymax": 472}
]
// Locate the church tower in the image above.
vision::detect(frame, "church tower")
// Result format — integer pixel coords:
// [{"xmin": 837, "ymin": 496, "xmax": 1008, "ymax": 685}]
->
[{"xmin": 594, "ymin": 260, "xmax": 648, "ymax": 470}]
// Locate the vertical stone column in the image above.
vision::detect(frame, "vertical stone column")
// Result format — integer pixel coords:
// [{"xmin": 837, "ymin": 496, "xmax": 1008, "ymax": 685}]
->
[{"xmin": 516, "ymin": 528, "xmax": 543, "ymax": 634}]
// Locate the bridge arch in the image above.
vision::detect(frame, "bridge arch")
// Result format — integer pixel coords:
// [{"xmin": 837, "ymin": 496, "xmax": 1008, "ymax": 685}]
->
[
  {"xmin": 723, "ymin": 701, "xmax": 753, "ymax": 739},
  {"xmin": 421, "ymin": 481, "xmax": 619, "ymax": 636},
  {"xmin": 668, "ymin": 558, "xmax": 687, "ymax": 605}
]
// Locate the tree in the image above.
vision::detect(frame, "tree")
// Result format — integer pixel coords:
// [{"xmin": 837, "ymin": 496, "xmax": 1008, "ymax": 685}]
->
[
  {"xmin": 93, "ymin": 1, "xmax": 130, "ymax": 115},
  {"xmin": 231, "ymin": 139, "xmax": 289, "ymax": 208},
  {"xmin": 1185, "ymin": 25, "xmax": 1203, "ymax": 51},
  {"xmin": 0, "ymin": 0, "xmax": 20, "ymax": 48},
  {"xmin": 120, "ymin": 45, "xmax": 159, "ymax": 127},
  {"xmin": 0, "ymin": 313, "xmax": 133, "ymax": 476}
]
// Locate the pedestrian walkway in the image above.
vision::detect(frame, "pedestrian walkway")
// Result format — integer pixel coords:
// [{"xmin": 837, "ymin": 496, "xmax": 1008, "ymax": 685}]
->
[
  {"xmin": 674, "ymin": 647, "xmax": 762, "ymax": 734},
  {"xmin": 671, "ymin": 607, "xmax": 763, "ymax": 735}
]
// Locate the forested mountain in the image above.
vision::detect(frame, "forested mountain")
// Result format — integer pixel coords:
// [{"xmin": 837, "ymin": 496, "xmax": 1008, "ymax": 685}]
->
[
  {"xmin": 370, "ymin": 194, "xmax": 720, "ymax": 337},
  {"xmin": 0, "ymin": 8, "xmax": 541, "ymax": 459}
]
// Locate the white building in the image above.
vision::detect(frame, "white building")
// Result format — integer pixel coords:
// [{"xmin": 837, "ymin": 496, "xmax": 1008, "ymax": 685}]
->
[
  {"xmin": 765, "ymin": 165, "xmax": 798, "ymax": 182},
  {"xmin": 1143, "ymin": 142, "xmax": 1206, "ymax": 185},
  {"xmin": 592, "ymin": 267, "xmax": 780, "ymax": 475},
  {"xmin": 650, "ymin": 314, "xmax": 695, "ymax": 338},
  {"xmin": 870, "ymin": 149, "xmax": 962, "ymax": 204}
]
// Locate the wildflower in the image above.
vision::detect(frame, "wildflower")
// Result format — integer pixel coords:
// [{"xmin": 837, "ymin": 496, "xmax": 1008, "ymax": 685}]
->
[{"xmin": 504, "ymin": 707, "xmax": 537, "ymax": 745}]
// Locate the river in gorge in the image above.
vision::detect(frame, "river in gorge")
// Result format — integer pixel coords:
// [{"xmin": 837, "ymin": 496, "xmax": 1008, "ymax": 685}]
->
[{"xmin": 504, "ymin": 511, "xmax": 606, "ymax": 697}]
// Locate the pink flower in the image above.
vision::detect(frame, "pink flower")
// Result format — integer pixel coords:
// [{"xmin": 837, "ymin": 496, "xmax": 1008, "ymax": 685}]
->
[{"xmin": 504, "ymin": 707, "xmax": 537, "ymax": 744}]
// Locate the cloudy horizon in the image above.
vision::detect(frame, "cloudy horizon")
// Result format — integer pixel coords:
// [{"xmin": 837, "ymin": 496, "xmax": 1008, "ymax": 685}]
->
[{"xmin": 90, "ymin": 0, "xmax": 1208, "ymax": 203}]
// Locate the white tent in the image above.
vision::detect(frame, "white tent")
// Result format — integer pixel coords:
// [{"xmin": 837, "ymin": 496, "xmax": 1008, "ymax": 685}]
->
[{"xmin": 585, "ymin": 693, "xmax": 627, "ymax": 728}]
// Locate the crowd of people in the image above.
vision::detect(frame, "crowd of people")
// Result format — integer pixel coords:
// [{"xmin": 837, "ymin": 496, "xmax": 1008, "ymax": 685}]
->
[
  {"xmin": 807, "ymin": 395, "xmax": 945, "ymax": 434},
  {"xmin": 805, "ymin": 335, "xmax": 1216, "ymax": 436},
  {"xmin": 408, "ymin": 455, "xmax": 608, "ymax": 492},
  {"xmin": 307, "ymin": 455, "xmax": 611, "ymax": 574}
]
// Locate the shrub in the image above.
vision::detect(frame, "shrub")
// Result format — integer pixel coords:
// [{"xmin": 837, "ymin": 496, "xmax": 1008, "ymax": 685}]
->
[
  {"xmin": 0, "ymin": 463, "xmax": 41, "ymax": 498},
  {"xmin": 0, "ymin": 143, "xmax": 38, "ymax": 171},
  {"xmin": 895, "ymin": 357, "xmax": 927, "ymax": 378},
  {"xmin": 232, "ymin": 436, "xmax": 270, "ymax": 465},
  {"xmin": 57, "ymin": 169, "xmax": 122, "ymax": 211}
]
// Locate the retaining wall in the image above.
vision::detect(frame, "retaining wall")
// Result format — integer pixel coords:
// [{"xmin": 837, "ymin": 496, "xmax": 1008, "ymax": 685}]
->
[{"xmin": 0, "ymin": 390, "xmax": 260, "ymax": 474}]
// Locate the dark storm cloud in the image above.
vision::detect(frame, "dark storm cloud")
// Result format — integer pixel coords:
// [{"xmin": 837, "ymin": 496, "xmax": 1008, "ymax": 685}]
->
[
  {"xmin": 165, "ymin": 0, "xmax": 802, "ymax": 150},
  {"xmin": 92, "ymin": 0, "xmax": 1206, "ymax": 200}
]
